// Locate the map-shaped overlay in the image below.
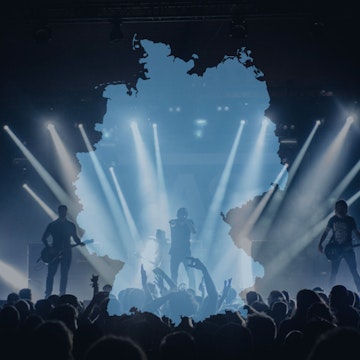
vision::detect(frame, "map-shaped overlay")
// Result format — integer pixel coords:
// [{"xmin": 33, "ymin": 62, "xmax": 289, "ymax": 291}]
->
[{"xmin": 74, "ymin": 36, "xmax": 286, "ymax": 299}]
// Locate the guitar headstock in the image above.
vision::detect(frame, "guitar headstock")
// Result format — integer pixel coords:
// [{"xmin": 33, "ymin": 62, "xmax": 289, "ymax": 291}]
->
[{"xmin": 83, "ymin": 239, "xmax": 94, "ymax": 245}]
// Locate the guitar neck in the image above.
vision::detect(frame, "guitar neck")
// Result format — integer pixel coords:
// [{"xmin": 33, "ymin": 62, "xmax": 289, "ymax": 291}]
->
[{"xmin": 72, "ymin": 239, "xmax": 93, "ymax": 248}]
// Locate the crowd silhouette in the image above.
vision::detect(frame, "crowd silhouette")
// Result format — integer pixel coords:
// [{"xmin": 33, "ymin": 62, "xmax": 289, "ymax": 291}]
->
[{"xmin": 1, "ymin": 257, "xmax": 360, "ymax": 360}]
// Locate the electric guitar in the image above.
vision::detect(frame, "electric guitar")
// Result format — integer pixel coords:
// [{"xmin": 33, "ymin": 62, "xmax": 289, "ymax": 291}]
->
[
  {"xmin": 39, "ymin": 239, "xmax": 94, "ymax": 264},
  {"xmin": 324, "ymin": 241, "xmax": 360, "ymax": 261}
]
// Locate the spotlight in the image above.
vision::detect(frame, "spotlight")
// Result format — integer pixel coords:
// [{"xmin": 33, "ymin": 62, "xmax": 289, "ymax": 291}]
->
[
  {"xmin": 195, "ymin": 119, "xmax": 207, "ymax": 127},
  {"xmin": 110, "ymin": 19, "xmax": 123, "ymax": 43}
]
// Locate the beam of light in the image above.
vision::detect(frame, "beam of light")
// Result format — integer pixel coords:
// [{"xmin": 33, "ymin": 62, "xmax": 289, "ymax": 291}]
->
[
  {"xmin": 320, "ymin": 115, "xmax": 353, "ymax": 179},
  {"xmin": 4, "ymin": 125, "xmax": 75, "ymax": 208},
  {"xmin": 246, "ymin": 118, "xmax": 269, "ymax": 189},
  {"xmin": 209, "ymin": 119, "xmax": 271, "ymax": 286},
  {"xmin": 255, "ymin": 120, "xmax": 334, "ymax": 243},
  {"xmin": 130, "ymin": 121, "xmax": 159, "ymax": 233},
  {"xmin": 22, "ymin": 183, "xmax": 57, "ymax": 219},
  {"xmin": 286, "ymin": 120, "xmax": 321, "ymax": 187},
  {"xmin": 78, "ymin": 124, "xmax": 94, "ymax": 151},
  {"xmin": 78, "ymin": 124, "xmax": 131, "ymax": 259},
  {"xmin": 346, "ymin": 115, "xmax": 354, "ymax": 124},
  {"xmin": 241, "ymin": 166, "xmax": 288, "ymax": 242},
  {"xmin": 297, "ymin": 116, "xmax": 355, "ymax": 216},
  {"xmin": 272, "ymin": 163, "xmax": 289, "ymax": 187},
  {"xmin": 225, "ymin": 168, "xmax": 288, "ymax": 271},
  {"xmin": 74, "ymin": 152, "xmax": 136, "ymax": 291},
  {"xmin": 201, "ymin": 120, "xmax": 245, "ymax": 259},
  {"xmin": 0, "ymin": 260, "xmax": 28, "ymax": 290},
  {"xmin": 73, "ymin": 185, "xmax": 130, "ymax": 296},
  {"xmin": 212, "ymin": 119, "xmax": 271, "ymax": 282},
  {"xmin": 347, "ymin": 189, "xmax": 360, "ymax": 207},
  {"xmin": 327, "ymin": 160, "xmax": 360, "ymax": 207},
  {"xmin": 250, "ymin": 117, "xmax": 356, "ymax": 288},
  {"xmin": 208, "ymin": 120, "xmax": 272, "ymax": 288},
  {"xmin": 47, "ymin": 123, "xmax": 80, "ymax": 195},
  {"xmin": 109, "ymin": 166, "xmax": 141, "ymax": 244},
  {"xmin": 232, "ymin": 118, "xmax": 270, "ymax": 205},
  {"xmin": 256, "ymin": 121, "xmax": 320, "ymax": 239},
  {"xmin": 153, "ymin": 123, "xmax": 170, "ymax": 231},
  {"xmin": 293, "ymin": 116, "xmax": 354, "ymax": 218},
  {"xmin": 250, "ymin": 165, "xmax": 288, "ymax": 241}
]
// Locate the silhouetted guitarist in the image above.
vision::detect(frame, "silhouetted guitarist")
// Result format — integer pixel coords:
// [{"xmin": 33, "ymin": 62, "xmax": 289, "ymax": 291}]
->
[
  {"xmin": 41, "ymin": 204, "xmax": 85, "ymax": 298},
  {"xmin": 318, "ymin": 199, "xmax": 360, "ymax": 292}
]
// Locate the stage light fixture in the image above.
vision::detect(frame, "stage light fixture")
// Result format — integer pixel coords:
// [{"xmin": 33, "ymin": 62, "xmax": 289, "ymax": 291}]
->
[{"xmin": 346, "ymin": 115, "xmax": 354, "ymax": 123}]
